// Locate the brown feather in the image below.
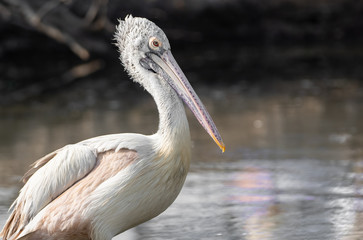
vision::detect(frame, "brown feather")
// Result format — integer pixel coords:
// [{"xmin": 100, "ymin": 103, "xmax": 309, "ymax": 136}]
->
[
  {"xmin": 16, "ymin": 228, "xmax": 91, "ymax": 240},
  {"xmin": 1, "ymin": 198, "xmax": 26, "ymax": 240},
  {"xmin": 1, "ymin": 149, "xmax": 137, "ymax": 240},
  {"xmin": 1, "ymin": 150, "xmax": 60, "ymax": 238}
]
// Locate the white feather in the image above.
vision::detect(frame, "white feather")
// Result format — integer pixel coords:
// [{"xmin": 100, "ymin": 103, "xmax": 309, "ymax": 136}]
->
[{"xmin": 13, "ymin": 145, "xmax": 97, "ymax": 220}]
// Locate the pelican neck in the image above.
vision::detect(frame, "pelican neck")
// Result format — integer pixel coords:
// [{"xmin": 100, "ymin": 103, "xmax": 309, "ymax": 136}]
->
[{"xmin": 151, "ymin": 83, "xmax": 191, "ymax": 151}]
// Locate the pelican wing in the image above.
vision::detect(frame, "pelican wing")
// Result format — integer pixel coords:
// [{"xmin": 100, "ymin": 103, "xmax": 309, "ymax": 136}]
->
[
  {"xmin": 22, "ymin": 150, "xmax": 59, "ymax": 183},
  {"xmin": 1, "ymin": 144, "xmax": 97, "ymax": 239}
]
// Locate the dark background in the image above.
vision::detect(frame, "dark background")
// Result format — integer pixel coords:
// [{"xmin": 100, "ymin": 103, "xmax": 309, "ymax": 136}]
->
[{"xmin": 1, "ymin": 0, "xmax": 363, "ymax": 104}]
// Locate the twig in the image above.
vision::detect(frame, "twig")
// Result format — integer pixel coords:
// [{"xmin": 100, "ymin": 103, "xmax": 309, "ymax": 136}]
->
[
  {"xmin": 4, "ymin": 0, "xmax": 90, "ymax": 60},
  {"xmin": 36, "ymin": 0, "xmax": 61, "ymax": 20},
  {"xmin": 84, "ymin": 0, "xmax": 113, "ymax": 32},
  {"xmin": 84, "ymin": 0, "xmax": 100, "ymax": 24}
]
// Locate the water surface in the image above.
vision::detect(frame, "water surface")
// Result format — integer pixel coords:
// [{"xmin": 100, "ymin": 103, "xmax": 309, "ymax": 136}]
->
[{"xmin": 1, "ymin": 80, "xmax": 363, "ymax": 240}]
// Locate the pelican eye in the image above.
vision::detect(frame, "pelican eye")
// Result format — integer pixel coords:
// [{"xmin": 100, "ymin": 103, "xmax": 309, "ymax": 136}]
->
[{"xmin": 149, "ymin": 37, "xmax": 161, "ymax": 50}]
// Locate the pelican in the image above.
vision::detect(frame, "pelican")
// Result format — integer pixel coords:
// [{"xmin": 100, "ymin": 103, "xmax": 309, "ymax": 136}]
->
[{"xmin": 0, "ymin": 15, "xmax": 225, "ymax": 240}]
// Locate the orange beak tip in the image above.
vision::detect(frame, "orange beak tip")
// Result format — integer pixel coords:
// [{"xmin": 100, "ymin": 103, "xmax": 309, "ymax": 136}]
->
[
  {"xmin": 217, "ymin": 141, "xmax": 226, "ymax": 153},
  {"xmin": 221, "ymin": 145, "xmax": 226, "ymax": 153}
]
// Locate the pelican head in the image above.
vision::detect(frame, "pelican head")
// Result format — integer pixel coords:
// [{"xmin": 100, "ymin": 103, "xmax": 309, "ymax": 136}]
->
[{"xmin": 115, "ymin": 15, "xmax": 225, "ymax": 152}]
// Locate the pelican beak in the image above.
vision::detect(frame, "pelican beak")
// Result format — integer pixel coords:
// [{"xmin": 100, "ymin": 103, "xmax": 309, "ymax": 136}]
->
[{"xmin": 148, "ymin": 50, "xmax": 225, "ymax": 152}]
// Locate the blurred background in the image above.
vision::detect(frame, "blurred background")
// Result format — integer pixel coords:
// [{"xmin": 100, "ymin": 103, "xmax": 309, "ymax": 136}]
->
[
  {"xmin": 1, "ymin": 0, "xmax": 363, "ymax": 239},
  {"xmin": 1, "ymin": 0, "xmax": 363, "ymax": 102}
]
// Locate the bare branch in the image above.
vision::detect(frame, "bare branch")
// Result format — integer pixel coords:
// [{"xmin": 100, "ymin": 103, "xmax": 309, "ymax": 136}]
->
[
  {"xmin": 36, "ymin": 0, "xmax": 61, "ymax": 20},
  {"xmin": 4, "ymin": 0, "xmax": 91, "ymax": 60}
]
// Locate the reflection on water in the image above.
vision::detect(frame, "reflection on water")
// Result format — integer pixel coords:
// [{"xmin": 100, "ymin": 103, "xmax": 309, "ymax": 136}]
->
[{"xmin": 1, "ymin": 81, "xmax": 363, "ymax": 240}]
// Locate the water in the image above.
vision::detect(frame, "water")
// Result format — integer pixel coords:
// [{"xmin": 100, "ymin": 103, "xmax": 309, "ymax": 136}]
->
[{"xmin": 1, "ymin": 78, "xmax": 363, "ymax": 239}]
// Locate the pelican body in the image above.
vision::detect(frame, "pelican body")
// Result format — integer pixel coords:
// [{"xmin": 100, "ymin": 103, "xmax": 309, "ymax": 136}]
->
[{"xmin": 1, "ymin": 15, "xmax": 224, "ymax": 240}]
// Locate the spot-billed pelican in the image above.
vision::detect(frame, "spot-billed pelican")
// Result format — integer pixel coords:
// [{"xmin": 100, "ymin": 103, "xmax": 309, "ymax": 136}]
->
[{"xmin": 0, "ymin": 15, "xmax": 225, "ymax": 240}]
